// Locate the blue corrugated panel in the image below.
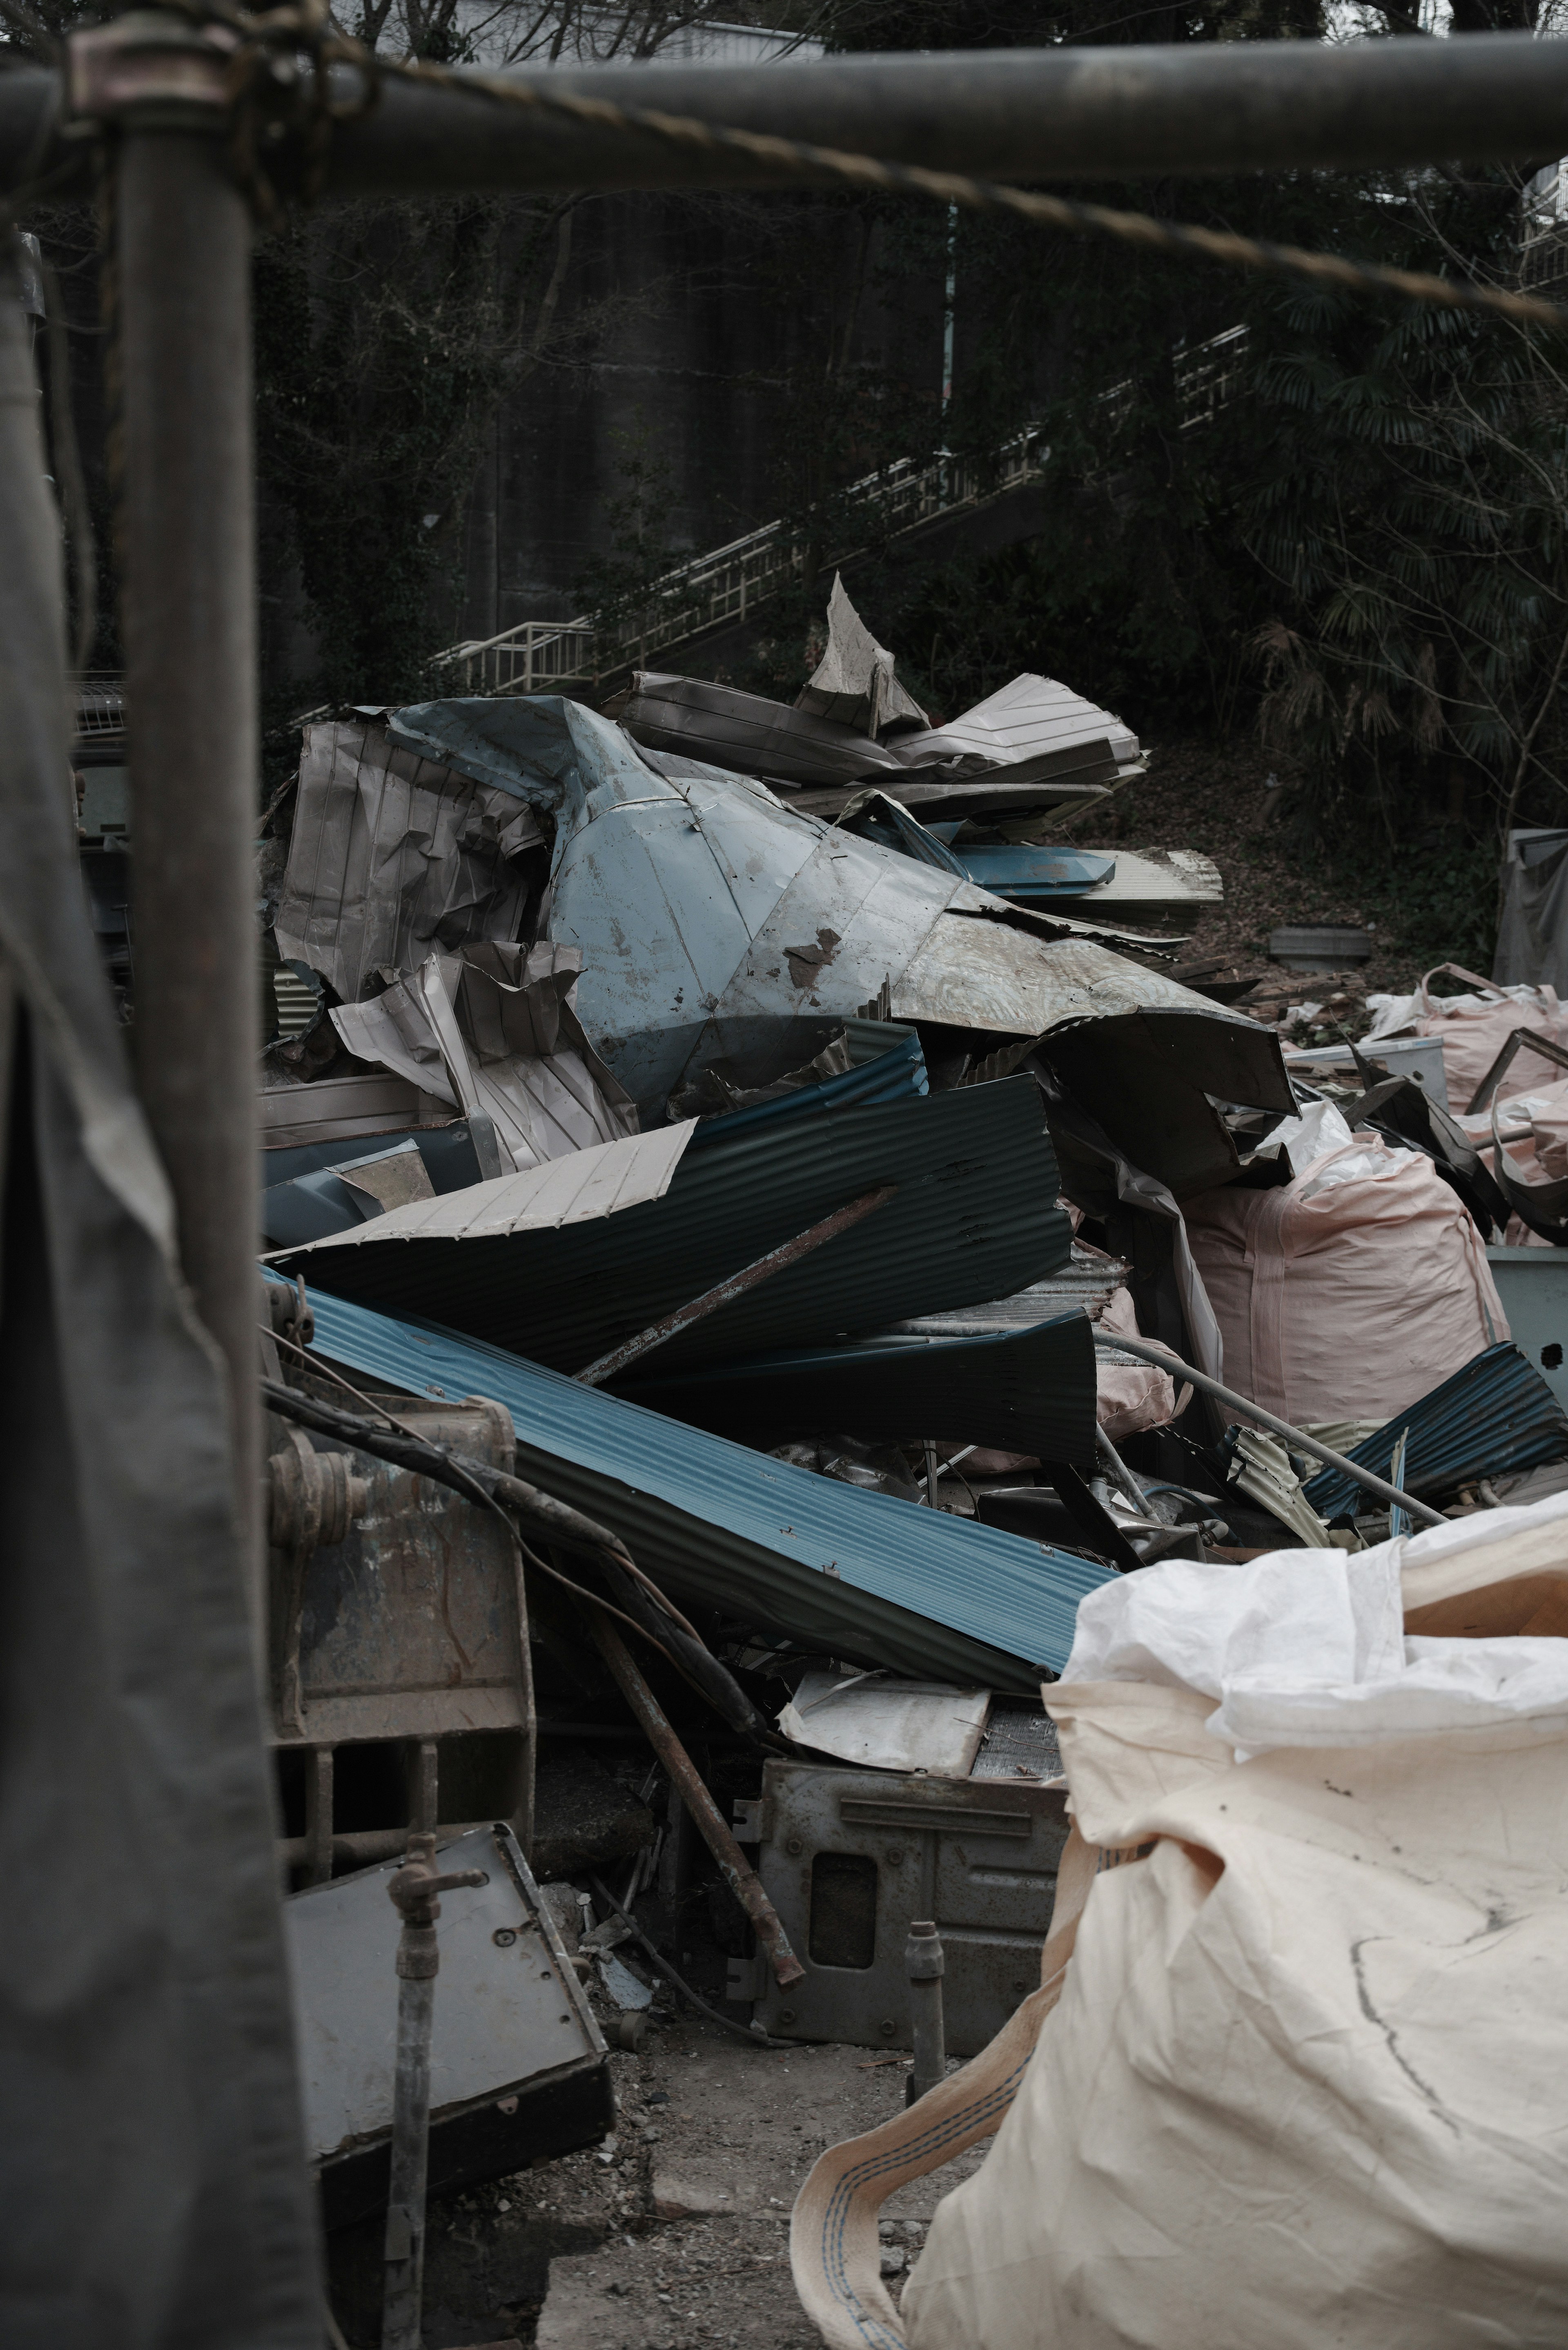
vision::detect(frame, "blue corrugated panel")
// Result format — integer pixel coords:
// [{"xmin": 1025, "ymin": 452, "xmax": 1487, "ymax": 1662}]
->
[
  {"xmin": 688, "ymin": 1031, "xmax": 929, "ymax": 1148},
  {"xmin": 1303, "ymin": 1341, "xmax": 1568, "ymax": 1518},
  {"xmin": 617, "ymin": 1312, "xmax": 1097, "ymax": 1469},
  {"xmin": 285, "ymin": 1280, "xmax": 1115, "ymax": 1688}
]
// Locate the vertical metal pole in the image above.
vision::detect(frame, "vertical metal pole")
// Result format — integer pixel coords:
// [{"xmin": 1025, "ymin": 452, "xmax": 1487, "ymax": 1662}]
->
[
  {"xmin": 905, "ymin": 1920, "xmax": 946, "ymax": 2106},
  {"xmin": 382, "ymin": 1965, "xmax": 435, "ymax": 2350},
  {"xmin": 118, "ymin": 128, "xmax": 260, "ymax": 1599}
]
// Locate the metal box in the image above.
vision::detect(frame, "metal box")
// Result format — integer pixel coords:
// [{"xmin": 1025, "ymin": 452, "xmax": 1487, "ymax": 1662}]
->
[
  {"xmin": 731, "ymin": 1755, "xmax": 1068, "ymax": 2056},
  {"xmin": 1488, "ymin": 1247, "xmax": 1568, "ymax": 1414},
  {"xmin": 285, "ymin": 1822, "xmax": 612, "ymax": 2230}
]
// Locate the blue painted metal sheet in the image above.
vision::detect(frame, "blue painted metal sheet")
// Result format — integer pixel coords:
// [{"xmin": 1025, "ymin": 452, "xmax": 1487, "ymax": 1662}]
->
[
  {"xmin": 1303, "ymin": 1340, "xmax": 1568, "ymax": 1517},
  {"xmin": 281, "ymin": 1282, "xmax": 1115, "ymax": 1686},
  {"xmin": 615, "ymin": 1310, "xmax": 1098, "ymax": 1468},
  {"xmin": 275, "ymin": 1078, "xmax": 1071, "ymax": 1379},
  {"xmin": 948, "ymin": 846, "xmax": 1117, "ymax": 900},
  {"xmin": 688, "ymin": 1030, "xmax": 928, "ymax": 1148}
]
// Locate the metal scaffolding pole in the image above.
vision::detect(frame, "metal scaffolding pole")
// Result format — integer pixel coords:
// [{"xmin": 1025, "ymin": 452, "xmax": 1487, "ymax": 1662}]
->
[
  {"xmin": 14, "ymin": 32, "xmax": 1568, "ymax": 205},
  {"xmin": 116, "ymin": 103, "xmax": 260, "ymax": 1585}
]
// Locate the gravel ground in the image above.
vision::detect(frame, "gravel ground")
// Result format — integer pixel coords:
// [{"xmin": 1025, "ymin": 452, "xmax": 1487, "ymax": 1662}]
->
[{"xmin": 327, "ymin": 2018, "xmax": 990, "ymax": 2350}]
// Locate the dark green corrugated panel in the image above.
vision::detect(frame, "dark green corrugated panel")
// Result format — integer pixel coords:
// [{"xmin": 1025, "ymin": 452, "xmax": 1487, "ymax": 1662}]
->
[
  {"xmin": 617, "ymin": 1312, "xmax": 1097, "ymax": 1468},
  {"xmin": 276, "ymin": 1078, "xmax": 1071, "ymax": 1378},
  {"xmin": 283, "ymin": 1280, "xmax": 1114, "ymax": 1687}
]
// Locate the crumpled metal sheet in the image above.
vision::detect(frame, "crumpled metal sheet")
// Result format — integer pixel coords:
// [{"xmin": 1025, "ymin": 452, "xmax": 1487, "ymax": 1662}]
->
[
  {"xmin": 795, "ymin": 574, "xmax": 927, "ymax": 737},
  {"xmin": 281, "ymin": 1280, "xmax": 1117, "ymax": 1686},
  {"xmin": 385, "ymin": 696, "xmax": 1233, "ymax": 1119},
  {"xmin": 616, "ymin": 1308, "xmax": 1098, "ymax": 1467},
  {"xmin": 270, "ymin": 1079, "xmax": 1071, "ymax": 1379},
  {"xmin": 887, "ymin": 671, "xmax": 1141, "ymax": 788},
  {"xmin": 331, "ymin": 942, "xmax": 637, "ymax": 1175},
  {"xmin": 612, "ymin": 670, "xmax": 903, "ymax": 788},
  {"xmin": 274, "ymin": 719, "xmax": 543, "ymax": 1002}
]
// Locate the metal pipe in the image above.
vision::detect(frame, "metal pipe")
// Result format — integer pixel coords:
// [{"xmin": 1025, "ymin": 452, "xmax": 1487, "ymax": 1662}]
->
[
  {"xmin": 117, "ymin": 125, "xmax": 261, "ymax": 1601},
  {"xmin": 11, "ymin": 35, "xmax": 1568, "ymax": 203},
  {"xmin": 381, "ymin": 1835, "xmax": 488, "ymax": 2350},
  {"xmin": 905, "ymin": 1920, "xmax": 946, "ymax": 2106},
  {"xmin": 319, "ymin": 37, "xmax": 1568, "ymax": 193},
  {"xmin": 1089, "ymin": 1330, "xmax": 1446, "ymax": 1528},
  {"xmin": 586, "ymin": 1608, "xmax": 806, "ymax": 1989}
]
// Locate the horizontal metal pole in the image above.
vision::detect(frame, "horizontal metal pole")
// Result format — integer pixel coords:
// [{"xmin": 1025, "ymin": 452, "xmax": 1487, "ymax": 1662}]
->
[{"xmin": 7, "ymin": 34, "xmax": 1568, "ymax": 201}]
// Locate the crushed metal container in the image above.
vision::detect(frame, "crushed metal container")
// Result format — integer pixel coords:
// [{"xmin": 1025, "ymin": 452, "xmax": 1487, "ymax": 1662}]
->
[
  {"xmin": 285, "ymin": 1823, "xmax": 612, "ymax": 2230},
  {"xmin": 729, "ymin": 1740, "xmax": 1068, "ymax": 2056}
]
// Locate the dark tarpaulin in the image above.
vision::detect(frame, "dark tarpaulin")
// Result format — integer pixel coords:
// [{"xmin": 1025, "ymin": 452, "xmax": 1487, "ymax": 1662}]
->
[{"xmin": 0, "ymin": 262, "xmax": 320, "ymax": 2343}]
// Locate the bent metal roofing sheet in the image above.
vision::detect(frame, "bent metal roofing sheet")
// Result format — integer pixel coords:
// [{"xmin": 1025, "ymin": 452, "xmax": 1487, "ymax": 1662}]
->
[
  {"xmin": 274, "ymin": 1077, "xmax": 1072, "ymax": 1379},
  {"xmin": 281, "ymin": 1280, "xmax": 1115, "ymax": 1687}
]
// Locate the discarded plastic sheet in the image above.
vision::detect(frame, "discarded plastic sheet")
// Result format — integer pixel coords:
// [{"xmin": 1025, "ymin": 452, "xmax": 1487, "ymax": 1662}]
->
[
  {"xmin": 1495, "ymin": 826, "xmax": 1568, "ymax": 996},
  {"xmin": 1303, "ymin": 1340, "xmax": 1568, "ymax": 1519},
  {"xmin": 267, "ymin": 1121, "xmax": 694, "ymax": 1252},
  {"xmin": 796, "ymin": 575, "xmax": 927, "ymax": 738},
  {"xmin": 886, "ymin": 671, "xmax": 1142, "ymax": 788},
  {"xmin": 273, "ymin": 1080, "xmax": 1072, "ymax": 1380},
  {"xmin": 274, "ymin": 718, "xmax": 543, "ymax": 1002},
  {"xmin": 617, "ymin": 1311, "xmax": 1098, "ymax": 1469},
  {"xmin": 776, "ymin": 1673, "xmax": 991, "ymax": 1777},
  {"xmin": 614, "ymin": 670, "xmax": 903, "ymax": 787},
  {"xmin": 276, "ymin": 1279, "xmax": 1118, "ymax": 1686},
  {"xmin": 332, "ymin": 942, "xmax": 637, "ymax": 1175},
  {"xmin": 384, "ymin": 696, "xmax": 1251, "ymax": 1117}
]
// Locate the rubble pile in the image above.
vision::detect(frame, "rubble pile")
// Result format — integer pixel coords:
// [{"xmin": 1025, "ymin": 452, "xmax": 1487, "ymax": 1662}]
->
[{"xmin": 234, "ymin": 584, "xmax": 1568, "ymax": 2346}]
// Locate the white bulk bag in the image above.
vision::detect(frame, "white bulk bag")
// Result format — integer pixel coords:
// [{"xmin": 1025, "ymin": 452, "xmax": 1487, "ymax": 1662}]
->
[
  {"xmin": 898, "ymin": 1502, "xmax": 1568, "ymax": 2350},
  {"xmin": 1362, "ymin": 963, "xmax": 1568, "ymax": 1115},
  {"xmin": 1183, "ymin": 1128, "xmax": 1507, "ymax": 1423}
]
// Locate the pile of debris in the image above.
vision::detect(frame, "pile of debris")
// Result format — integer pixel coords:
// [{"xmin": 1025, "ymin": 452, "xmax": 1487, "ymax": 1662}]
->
[{"xmin": 236, "ymin": 584, "xmax": 1568, "ymax": 2341}]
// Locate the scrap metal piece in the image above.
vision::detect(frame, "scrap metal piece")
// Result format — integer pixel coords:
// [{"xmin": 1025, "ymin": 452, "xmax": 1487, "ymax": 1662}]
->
[
  {"xmin": 617, "ymin": 1309, "xmax": 1098, "ymax": 1470},
  {"xmin": 285, "ymin": 1823, "xmax": 612, "ymax": 2231},
  {"xmin": 796, "ymin": 575, "xmax": 927, "ymax": 738},
  {"xmin": 587, "ymin": 1609, "xmax": 805, "ymax": 1989},
  {"xmin": 1302, "ymin": 1341, "xmax": 1568, "ymax": 1520},
  {"xmin": 1224, "ymin": 1426, "xmax": 1336, "ymax": 1548},
  {"xmin": 332, "ymin": 942, "xmax": 638, "ymax": 1176},
  {"xmin": 274, "ymin": 718, "xmax": 543, "ymax": 1003},
  {"xmin": 382, "ymin": 696, "xmax": 1251, "ymax": 1117},
  {"xmin": 614, "ymin": 669, "xmax": 903, "ymax": 787},
  {"xmin": 576, "ymin": 1183, "xmax": 895, "ymax": 1385},
  {"xmin": 1468, "ymin": 1021, "xmax": 1568, "ymax": 1117},
  {"xmin": 739, "ymin": 1759, "xmax": 1067, "ymax": 2055},
  {"xmin": 777, "ymin": 1675, "xmax": 990, "ymax": 1777},
  {"xmin": 273, "ymin": 1082, "xmax": 1072, "ymax": 1382},
  {"xmin": 886, "ymin": 671, "xmax": 1141, "ymax": 789},
  {"xmin": 1490, "ymin": 1089, "xmax": 1568, "ymax": 1244},
  {"xmin": 289, "ymin": 1282, "xmax": 1118, "ymax": 1686}
]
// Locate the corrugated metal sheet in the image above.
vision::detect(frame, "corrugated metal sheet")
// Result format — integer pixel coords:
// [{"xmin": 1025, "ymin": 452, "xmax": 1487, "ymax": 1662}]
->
[
  {"xmin": 273, "ymin": 1121, "xmax": 695, "ymax": 1251},
  {"xmin": 886, "ymin": 672, "xmax": 1141, "ymax": 786},
  {"xmin": 281, "ymin": 1280, "xmax": 1114, "ymax": 1686},
  {"xmin": 615, "ymin": 1310, "xmax": 1097, "ymax": 1467},
  {"xmin": 888, "ymin": 1244, "xmax": 1132, "ymax": 1342},
  {"xmin": 687, "ymin": 1029, "xmax": 927, "ymax": 1148},
  {"xmin": 276, "ymin": 1078, "xmax": 1071, "ymax": 1378},
  {"xmin": 1303, "ymin": 1341, "xmax": 1568, "ymax": 1517}
]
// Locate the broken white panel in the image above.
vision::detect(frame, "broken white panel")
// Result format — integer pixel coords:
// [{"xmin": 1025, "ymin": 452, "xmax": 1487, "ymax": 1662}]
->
[
  {"xmin": 795, "ymin": 574, "xmax": 927, "ymax": 738},
  {"xmin": 779, "ymin": 1672, "xmax": 991, "ymax": 1777},
  {"xmin": 284, "ymin": 1120, "xmax": 696, "ymax": 1251},
  {"xmin": 889, "ymin": 673, "xmax": 1141, "ymax": 785},
  {"xmin": 274, "ymin": 720, "xmax": 543, "ymax": 1001},
  {"xmin": 332, "ymin": 943, "xmax": 638, "ymax": 1175},
  {"xmin": 333, "ymin": 1138, "xmax": 437, "ymax": 1213}
]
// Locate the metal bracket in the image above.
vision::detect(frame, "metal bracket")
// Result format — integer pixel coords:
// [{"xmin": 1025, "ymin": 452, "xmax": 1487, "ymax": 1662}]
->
[
  {"xmin": 731, "ymin": 1796, "xmax": 766, "ymax": 1843},
  {"xmin": 69, "ymin": 11, "xmax": 239, "ymax": 130},
  {"xmin": 726, "ymin": 1956, "xmax": 763, "ymax": 2004}
]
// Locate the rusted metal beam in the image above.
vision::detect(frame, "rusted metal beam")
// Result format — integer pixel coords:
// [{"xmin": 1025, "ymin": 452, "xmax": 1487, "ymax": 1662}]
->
[
  {"xmin": 587, "ymin": 1609, "xmax": 806, "ymax": 1991},
  {"xmin": 575, "ymin": 1183, "xmax": 896, "ymax": 1387}
]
